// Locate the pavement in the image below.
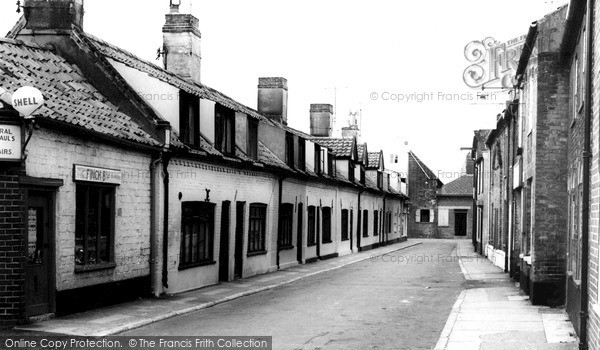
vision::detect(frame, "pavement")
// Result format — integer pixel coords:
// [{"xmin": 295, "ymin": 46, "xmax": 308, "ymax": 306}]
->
[
  {"xmin": 435, "ymin": 240, "xmax": 579, "ymax": 350},
  {"xmin": 13, "ymin": 240, "xmax": 422, "ymax": 337}
]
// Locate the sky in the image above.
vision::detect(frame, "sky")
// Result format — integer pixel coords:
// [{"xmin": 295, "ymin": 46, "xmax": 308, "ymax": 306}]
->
[{"xmin": 0, "ymin": 0, "xmax": 568, "ymax": 182}]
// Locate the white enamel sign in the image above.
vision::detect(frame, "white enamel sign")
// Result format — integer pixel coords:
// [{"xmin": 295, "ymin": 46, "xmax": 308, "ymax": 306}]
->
[
  {"xmin": 0, "ymin": 124, "xmax": 22, "ymax": 160},
  {"xmin": 11, "ymin": 86, "xmax": 45, "ymax": 118}
]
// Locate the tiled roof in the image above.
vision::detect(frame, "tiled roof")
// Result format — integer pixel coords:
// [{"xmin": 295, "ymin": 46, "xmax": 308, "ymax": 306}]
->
[
  {"xmin": 310, "ymin": 138, "xmax": 355, "ymax": 158},
  {"xmin": 438, "ymin": 175, "xmax": 473, "ymax": 196},
  {"xmin": 283, "ymin": 125, "xmax": 313, "ymax": 139},
  {"xmin": 81, "ymin": 32, "xmax": 275, "ymax": 127},
  {"xmin": 258, "ymin": 142, "xmax": 292, "ymax": 171},
  {"xmin": 368, "ymin": 152, "xmax": 381, "ymax": 169},
  {"xmin": 0, "ymin": 38, "xmax": 160, "ymax": 147},
  {"xmin": 357, "ymin": 143, "xmax": 366, "ymax": 163}
]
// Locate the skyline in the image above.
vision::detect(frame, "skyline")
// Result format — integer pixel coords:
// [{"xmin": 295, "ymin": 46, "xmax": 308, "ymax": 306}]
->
[{"xmin": 0, "ymin": 0, "xmax": 568, "ymax": 181}]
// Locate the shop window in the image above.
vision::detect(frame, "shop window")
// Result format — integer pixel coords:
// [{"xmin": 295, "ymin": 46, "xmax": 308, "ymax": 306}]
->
[{"xmin": 75, "ymin": 185, "xmax": 115, "ymax": 268}]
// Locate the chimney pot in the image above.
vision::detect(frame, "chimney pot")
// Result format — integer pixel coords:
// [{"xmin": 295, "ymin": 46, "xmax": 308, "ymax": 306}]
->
[
  {"xmin": 310, "ymin": 103, "xmax": 333, "ymax": 137},
  {"xmin": 162, "ymin": 9, "xmax": 201, "ymax": 85},
  {"xmin": 257, "ymin": 77, "xmax": 288, "ymax": 125},
  {"xmin": 23, "ymin": 0, "xmax": 84, "ymax": 30}
]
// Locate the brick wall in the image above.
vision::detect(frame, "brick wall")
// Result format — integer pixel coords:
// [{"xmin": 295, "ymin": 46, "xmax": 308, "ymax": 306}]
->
[
  {"xmin": 585, "ymin": 0, "xmax": 600, "ymax": 346},
  {"xmin": 530, "ymin": 51, "xmax": 570, "ymax": 306},
  {"xmin": 437, "ymin": 196, "xmax": 473, "ymax": 239},
  {"xmin": 0, "ymin": 160, "xmax": 26, "ymax": 327},
  {"xmin": 407, "ymin": 154, "xmax": 438, "ymax": 238}
]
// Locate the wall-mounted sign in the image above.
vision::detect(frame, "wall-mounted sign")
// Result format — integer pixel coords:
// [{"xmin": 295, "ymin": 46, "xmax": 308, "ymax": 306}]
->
[
  {"xmin": 513, "ymin": 162, "xmax": 522, "ymax": 189},
  {"xmin": 0, "ymin": 124, "xmax": 22, "ymax": 161},
  {"xmin": 74, "ymin": 165, "xmax": 122, "ymax": 185},
  {"xmin": 11, "ymin": 86, "xmax": 45, "ymax": 118}
]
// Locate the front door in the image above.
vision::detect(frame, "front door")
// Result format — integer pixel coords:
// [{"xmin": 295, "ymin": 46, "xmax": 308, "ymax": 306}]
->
[
  {"xmin": 234, "ymin": 202, "xmax": 245, "ymax": 279},
  {"xmin": 455, "ymin": 211, "xmax": 468, "ymax": 237},
  {"xmin": 219, "ymin": 201, "xmax": 230, "ymax": 282},
  {"xmin": 26, "ymin": 191, "xmax": 53, "ymax": 317}
]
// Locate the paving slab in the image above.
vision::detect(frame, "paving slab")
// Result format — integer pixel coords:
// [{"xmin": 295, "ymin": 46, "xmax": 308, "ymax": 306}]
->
[{"xmin": 435, "ymin": 240, "xmax": 579, "ymax": 350}]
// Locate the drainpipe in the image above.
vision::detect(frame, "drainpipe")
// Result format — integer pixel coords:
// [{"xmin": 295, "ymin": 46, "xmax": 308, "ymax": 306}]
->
[
  {"xmin": 276, "ymin": 176, "xmax": 285, "ymax": 270},
  {"xmin": 580, "ymin": 1, "xmax": 593, "ymax": 348},
  {"xmin": 357, "ymin": 190, "xmax": 363, "ymax": 250},
  {"xmin": 162, "ymin": 155, "xmax": 171, "ymax": 289},
  {"xmin": 382, "ymin": 193, "xmax": 387, "ymax": 245},
  {"xmin": 150, "ymin": 154, "xmax": 162, "ymax": 297}
]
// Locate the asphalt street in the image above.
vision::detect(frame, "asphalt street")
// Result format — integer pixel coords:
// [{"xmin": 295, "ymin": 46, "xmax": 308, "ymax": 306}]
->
[{"xmin": 124, "ymin": 241, "xmax": 466, "ymax": 350}]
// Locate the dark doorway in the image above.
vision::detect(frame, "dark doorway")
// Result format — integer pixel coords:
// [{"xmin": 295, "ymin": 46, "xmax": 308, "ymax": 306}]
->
[
  {"xmin": 26, "ymin": 191, "xmax": 54, "ymax": 317},
  {"xmin": 455, "ymin": 210, "xmax": 468, "ymax": 236},
  {"xmin": 234, "ymin": 202, "xmax": 245, "ymax": 279},
  {"xmin": 350, "ymin": 210, "xmax": 354, "ymax": 251},
  {"xmin": 219, "ymin": 201, "xmax": 230, "ymax": 282},
  {"xmin": 296, "ymin": 203, "xmax": 303, "ymax": 263}
]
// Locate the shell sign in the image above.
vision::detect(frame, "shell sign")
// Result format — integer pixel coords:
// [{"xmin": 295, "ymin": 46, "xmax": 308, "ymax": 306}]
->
[{"xmin": 11, "ymin": 86, "xmax": 44, "ymax": 118}]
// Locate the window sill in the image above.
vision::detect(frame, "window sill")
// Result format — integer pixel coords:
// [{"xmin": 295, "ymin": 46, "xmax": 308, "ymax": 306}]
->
[
  {"xmin": 341, "ymin": 238, "xmax": 350, "ymax": 242},
  {"xmin": 75, "ymin": 262, "xmax": 116, "ymax": 274},
  {"xmin": 279, "ymin": 245, "xmax": 295, "ymax": 251},
  {"xmin": 247, "ymin": 250, "xmax": 267, "ymax": 257},
  {"xmin": 307, "ymin": 243, "xmax": 317, "ymax": 247},
  {"xmin": 178, "ymin": 260, "xmax": 216, "ymax": 271},
  {"xmin": 322, "ymin": 240, "xmax": 333, "ymax": 244}
]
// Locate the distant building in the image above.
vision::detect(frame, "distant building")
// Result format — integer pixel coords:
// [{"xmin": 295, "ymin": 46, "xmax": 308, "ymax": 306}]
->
[{"xmin": 407, "ymin": 151, "xmax": 442, "ymax": 238}]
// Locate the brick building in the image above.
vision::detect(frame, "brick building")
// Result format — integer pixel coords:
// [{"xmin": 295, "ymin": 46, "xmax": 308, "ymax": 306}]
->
[
  {"xmin": 407, "ymin": 151, "xmax": 442, "ymax": 238},
  {"xmin": 471, "ymin": 130, "xmax": 492, "ymax": 255},
  {"xmin": 437, "ymin": 174, "xmax": 474, "ymax": 239},
  {"xmin": 0, "ymin": 0, "xmax": 408, "ymax": 326},
  {"xmin": 513, "ymin": 6, "xmax": 570, "ymax": 306},
  {"xmin": 468, "ymin": 2, "xmax": 600, "ymax": 347}
]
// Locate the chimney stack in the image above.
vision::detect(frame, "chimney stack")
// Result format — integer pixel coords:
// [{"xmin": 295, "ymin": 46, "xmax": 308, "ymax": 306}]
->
[
  {"xmin": 23, "ymin": 0, "xmax": 84, "ymax": 30},
  {"xmin": 257, "ymin": 77, "xmax": 288, "ymax": 125},
  {"xmin": 162, "ymin": 4, "xmax": 202, "ymax": 85},
  {"xmin": 310, "ymin": 104, "xmax": 333, "ymax": 137}
]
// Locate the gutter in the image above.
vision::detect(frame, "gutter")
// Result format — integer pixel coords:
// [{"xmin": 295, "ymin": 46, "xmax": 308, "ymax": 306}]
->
[
  {"xmin": 580, "ymin": 1, "xmax": 593, "ymax": 348},
  {"xmin": 516, "ymin": 22, "xmax": 539, "ymax": 85},
  {"xmin": 357, "ymin": 190, "xmax": 364, "ymax": 251},
  {"xmin": 560, "ymin": 0, "xmax": 588, "ymax": 62},
  {"xmin": 276, "ymin": 176, "xmax": 286, "ymax": 270},
  {"xmin": 150, "ymin": 153, "xmax": 162, "ymax": 297}
]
